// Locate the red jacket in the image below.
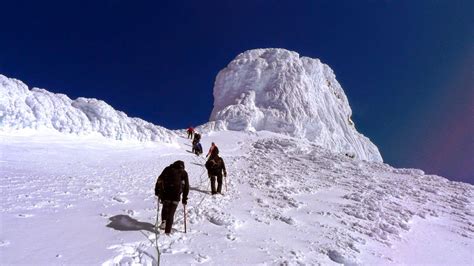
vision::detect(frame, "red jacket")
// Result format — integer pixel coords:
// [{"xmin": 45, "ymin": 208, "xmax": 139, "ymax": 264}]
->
[{"xmin": 207, "ymin": 144, "xmax": 219, "ymax": 157}]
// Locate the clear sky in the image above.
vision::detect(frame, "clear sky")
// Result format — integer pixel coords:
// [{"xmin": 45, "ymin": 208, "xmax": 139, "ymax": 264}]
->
[{"xmin": 1, "ymin": 0, "xmax": 472, "ymax": 184}]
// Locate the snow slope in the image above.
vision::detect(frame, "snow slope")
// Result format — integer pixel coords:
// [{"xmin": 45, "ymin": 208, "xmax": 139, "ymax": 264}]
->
[
  {"xmin": 1, "ymin": 131, "xmax": 472, "ymax": 265},
  {"xmin": 0, "ymin": 51, "xmax": 471, "ymax": 264},
  {"xmin": 0, "ymin": 74, "xmax": 176, "ymax": 143},
  {"xmin": 210, "ymin": 49, "xmax": 382, "ymax": 162}
]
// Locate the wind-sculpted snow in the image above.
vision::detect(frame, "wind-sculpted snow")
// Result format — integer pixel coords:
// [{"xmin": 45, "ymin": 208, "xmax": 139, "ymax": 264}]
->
[
  {"xmin": 210, "ymin": 48, "xmax": 382, "ymax": 162},
  {"xmin": 0, "ymin": 74, "xmax": 175, "ymax": 143},
  {"xmin": 242, "ymin": 136, "xmax": 473, "ymax": 264},
  {"xmin": 1, "ymin": 131, "xmax": 472, "ymax": 264}
]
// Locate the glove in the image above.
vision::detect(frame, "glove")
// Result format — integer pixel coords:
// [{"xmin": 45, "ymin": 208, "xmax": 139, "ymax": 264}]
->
[{"xmin": 182, "ymin": 198, "xmax": 187, "ymax": 205}]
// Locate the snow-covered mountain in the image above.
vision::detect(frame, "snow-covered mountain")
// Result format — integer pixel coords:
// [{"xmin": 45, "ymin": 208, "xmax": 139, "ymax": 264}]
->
[
  {"xmin": 0, "ymin": 50, "xmax": 472, "ymax": 265},
  {"xmin": 210, "ymin": 49, "xmax": 382, "ymax": 162},
  {"xmin": 0, "ymin": 74, "xmax": 176, "ymax": 143},
  {"xmin": 1, "ymin": 49, "xmax": 380, "ymax": 162}
]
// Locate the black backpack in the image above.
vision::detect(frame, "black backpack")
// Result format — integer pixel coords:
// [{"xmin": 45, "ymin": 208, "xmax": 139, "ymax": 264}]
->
[
  {"xmin": 155, "ymin": 162, "xmax": 184, "ymax": 200},
  {"xmin": 195, "ymin": 133, "xmax": 201, "ymax": 141},
  {"xmin": 205, "ymin": 157, "xmax": 222, "ymax": 175},
  {"xmin": 205, "ymin": 159, "xmax": 218, "ymax": 171}
]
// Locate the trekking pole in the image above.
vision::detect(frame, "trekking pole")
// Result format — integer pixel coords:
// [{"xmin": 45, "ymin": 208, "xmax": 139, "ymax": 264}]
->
[
  {"xmin": 155, "ymin": 197, "xmax": 161, "ymax": 266},
  {"xmin": 183, "ymin": 204, "xmax": 187, "ymax": 233},
  {"xmin": 225, "ymin": 175, "xmax": 228, "ymax": 192},
  {"xmin": 156, "ymin": 198, "xmax": 160, "ymax": 228}
]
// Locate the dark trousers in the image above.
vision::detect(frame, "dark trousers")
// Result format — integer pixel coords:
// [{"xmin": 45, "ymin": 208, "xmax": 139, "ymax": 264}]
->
[
  {"xmin": 188, "ymin": 132, "xmax": 193, "ymax": 139},
  {"xmin": 210, "ymin": 174, "xmax": 223, "ymax": 194},
  {"xmin": 161, "ymin": 200, "xmax": 178, "ymax": 233}
]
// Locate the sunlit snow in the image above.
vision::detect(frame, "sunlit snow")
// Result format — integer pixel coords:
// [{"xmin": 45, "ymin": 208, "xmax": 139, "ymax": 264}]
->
[
  {"xmin": 1, "ymin": 131, "xmax": 472, "ymax": 265},
  {"xmin": 1, "ymin": 50, "xmax": 473, "ymax": 265},
  {"xmin": 0, "ymin": 74, "xmax": 175, "ymax": 143},
  {"xmin": 210, "ymin": 49, "xmax": 381, "ymax": 162}
]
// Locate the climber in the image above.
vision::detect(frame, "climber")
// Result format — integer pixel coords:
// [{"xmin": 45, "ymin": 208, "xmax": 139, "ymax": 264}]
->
[
  {"xmin": 193, "ymin": 141, "xmax": 203, "ymax": 156},
  {"xmin": 154, "ymin": 160, "xmax": 189, "ymax": 234},
  {"xmin": 192, "ymin": 132, "xmax": 201, "ymax": 147},
  {"xmin": 206, "ymin": 142, "xmax": 219, "ymax": 160},
  {"xmin": 186, "ymin": 127, "xmax": 194, "ymax": 139},
  {"xmin": 205, "ymin": 155, "xmax": 227, "ymax": 195}
]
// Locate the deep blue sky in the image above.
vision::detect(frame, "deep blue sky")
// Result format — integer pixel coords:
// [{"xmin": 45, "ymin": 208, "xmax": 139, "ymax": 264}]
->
[{"xmin": 1, "ymin": 0, "xmax": 472, "ymax": 184}]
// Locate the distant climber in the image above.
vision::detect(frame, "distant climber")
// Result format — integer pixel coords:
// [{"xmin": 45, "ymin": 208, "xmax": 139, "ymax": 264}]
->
[
  {"xmin": 192, "ymin": 132, "xmax": 201, "ymax": 147},
  {"xmin": 193, "ymin": 142, "xmax": 203, "ymax": 156},
  {"xmin": 186, "ymin": 127, "xmax": 194, "ymax": 139},
  {"xmin": 154, "ymin": 160, "xmax": 189, "ymax": 234},
  {"xmin": 205, "ymin": 155, "xmax": 227, "ymax": 195},
  {"xmin": 206, "ymin": 142, "xmax": 219, "ymax": 160}
]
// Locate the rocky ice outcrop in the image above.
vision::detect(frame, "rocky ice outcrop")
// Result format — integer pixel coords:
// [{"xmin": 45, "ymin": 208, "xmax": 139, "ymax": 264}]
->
[
  {"xmin": 210, "ymin": 48, "xmax": 382, "ymax": 162},
  {"xmin": 0, "ymin": 74, "xmax": 176, "ymax": 143}
]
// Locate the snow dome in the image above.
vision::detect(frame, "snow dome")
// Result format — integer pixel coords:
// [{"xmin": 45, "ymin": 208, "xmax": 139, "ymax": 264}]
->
[{"xmin": 210, "ymin": 48, "xmax": 382, "ymax": 162}]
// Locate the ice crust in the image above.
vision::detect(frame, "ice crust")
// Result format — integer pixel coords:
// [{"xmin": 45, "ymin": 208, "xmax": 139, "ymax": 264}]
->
[
  {"xmin": 0, "ymin": 75, "xmax": 175, "ymax": 143},
  {"xmin": 210, "ymin": 49, "xmax": 382, "ymax": 162}
]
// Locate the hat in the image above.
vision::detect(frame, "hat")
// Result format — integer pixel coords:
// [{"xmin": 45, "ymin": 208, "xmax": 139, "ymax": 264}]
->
[{"xmin": 172, "ymin": 160, "xmax": 185, "ymax": 169}]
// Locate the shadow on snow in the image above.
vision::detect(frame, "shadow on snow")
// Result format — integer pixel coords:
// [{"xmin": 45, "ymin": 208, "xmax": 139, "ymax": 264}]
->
[
  {"xmin": 190, "ymin": 186, "xmax": 210, "ymax": 195},
  {"xmin": 106, "ymin": 215, "xmax": 157, "ymax": 234}
]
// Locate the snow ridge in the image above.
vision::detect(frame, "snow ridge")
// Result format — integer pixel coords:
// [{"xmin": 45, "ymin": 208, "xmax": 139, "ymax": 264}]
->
[
  {"xmin": 210, "ymin": 48, "xmax": 382, "ymax": 162},
  {"xmin": 0, "ymin": 74, "xmax": 176, "ymax": 143}
]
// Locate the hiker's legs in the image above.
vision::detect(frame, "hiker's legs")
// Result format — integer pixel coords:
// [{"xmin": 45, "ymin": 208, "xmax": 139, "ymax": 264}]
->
[
  {"xmin": 216, "ymin": 174, "xmax": 223, "ymax": 194},
  {"xmin": 210, "ymin": 175, "xmax": 217, "ymax": 194},
  {"xmin": 161, "ymin": 201, "xmax": 169, "ymax": 222},
  {"xmin": 163, "ymin": 201, "xmax": 178, "ymax": 234}
]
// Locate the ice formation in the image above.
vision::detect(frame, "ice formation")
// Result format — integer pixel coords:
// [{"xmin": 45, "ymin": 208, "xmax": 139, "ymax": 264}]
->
[
  {"xmin": 0, "ymin": 74, "xmax": 175, "ymax": 143},
  {"xmin": 210, "ymin": 48, "xmax": 382, "ymax": 162}
]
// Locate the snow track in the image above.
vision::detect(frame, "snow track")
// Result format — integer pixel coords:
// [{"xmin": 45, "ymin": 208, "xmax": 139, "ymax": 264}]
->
[{"xmin": 1, "ymin": 131, "xmax": 472, "ymax": 265}]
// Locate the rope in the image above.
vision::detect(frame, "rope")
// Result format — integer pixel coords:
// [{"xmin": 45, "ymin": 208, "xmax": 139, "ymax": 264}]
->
[
  {"xmin": 154, "ymin": 198, "xmax": 161, "ymax": 265},
  {"xmin": 173, "ymin": 153, "xmax": 210, "ymax": 225}
]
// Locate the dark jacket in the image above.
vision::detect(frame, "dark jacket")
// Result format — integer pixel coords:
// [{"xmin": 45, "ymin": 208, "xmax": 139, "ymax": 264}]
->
[
  {"xmin": 192, "ymin": 134, "xmax": 201, "ymax": 146},
  {"xmin": 205, "ymin": 156, "xmax": 226, "ymax": 177},
  {"xmin": 155, "ymin": 161, "xmax": 189, "ymax": 202}
]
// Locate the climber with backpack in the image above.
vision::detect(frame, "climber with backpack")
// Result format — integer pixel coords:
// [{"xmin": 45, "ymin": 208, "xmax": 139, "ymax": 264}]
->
[
  {"xmin": 193, "ymin": 141, "xmax": 203, "ymax": 156},
  {"xmin": 192, "ymin": 132, "xmax": 201, "ymax": 146},
  {"xmin": 154, "ymin": 160, "xmax": 189, "ymax": 234},
  {"xmin": 206, "ymin": 142, "xmax": 219, "ymax": 160},
  {"xmin": 205, "ymin": 155, "xmax": 227, "ymax": 195}
]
